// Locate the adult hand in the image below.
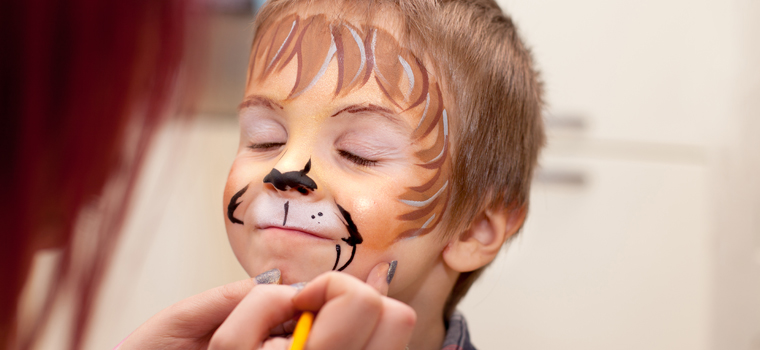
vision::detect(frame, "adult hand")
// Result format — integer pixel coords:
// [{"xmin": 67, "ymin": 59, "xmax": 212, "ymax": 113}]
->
[
  {"xmin": 293, "ymin": 264, "xmax": 417, "ymax": 350},
  {"xmin": 118, "ymin": 268, "xmax": 291, "ymax": 349},
  {"xmin": 208, "ymin": 262, "xmax": 416, "ymax": 350},
  {"xmin": 120, "ymin": 262, "xmax": 415, "ymax": 350}
]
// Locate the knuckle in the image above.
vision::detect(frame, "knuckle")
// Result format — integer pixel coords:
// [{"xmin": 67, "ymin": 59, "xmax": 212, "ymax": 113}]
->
[
  {"xmin": 353, "ymin": 288, "xmax": 383, "ymax": 312},
  {"xmin": 386, "ymin": 299, "xmax": 417, "ymax": 327},
  {"xmin": 323, "ymin": 270, "xmax": 349, "ymax": 284},
  {"xmin": 398, "ymin": 305, "xmax": 417, "ymax": 327}
]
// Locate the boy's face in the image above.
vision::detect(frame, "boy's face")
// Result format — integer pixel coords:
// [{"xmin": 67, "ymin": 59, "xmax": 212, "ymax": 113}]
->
[{"xmin": 224, "ymin": 13, "xmax": 452, "ymax": 291}]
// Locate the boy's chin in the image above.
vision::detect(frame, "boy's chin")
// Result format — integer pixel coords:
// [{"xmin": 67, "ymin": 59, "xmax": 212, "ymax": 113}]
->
[{"xmin": 240, "ymin": 250, "xmax": 356, "ymax": 285}]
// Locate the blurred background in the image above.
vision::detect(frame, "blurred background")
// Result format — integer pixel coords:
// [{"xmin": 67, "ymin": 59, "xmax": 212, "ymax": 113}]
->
[{"xmin": 23, "ymin": 0, "xmax": 760, "ymax": 349}]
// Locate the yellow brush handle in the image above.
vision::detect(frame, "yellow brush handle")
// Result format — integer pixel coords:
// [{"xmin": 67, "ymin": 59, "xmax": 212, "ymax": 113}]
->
[{"xmin": 289, "ymin": 311, "xmax": 314, "ymax": 350}]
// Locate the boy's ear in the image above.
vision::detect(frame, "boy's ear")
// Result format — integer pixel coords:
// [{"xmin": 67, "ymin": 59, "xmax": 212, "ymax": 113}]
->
[{"xmin": 443, "ymin": 205, "xmax": 527, "ymax": 272}]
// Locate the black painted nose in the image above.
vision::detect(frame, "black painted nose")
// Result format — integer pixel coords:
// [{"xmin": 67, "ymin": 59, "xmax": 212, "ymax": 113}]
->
[{"xmin": 263, "ymin": 159, "xmax": 317, "ymax": 195}]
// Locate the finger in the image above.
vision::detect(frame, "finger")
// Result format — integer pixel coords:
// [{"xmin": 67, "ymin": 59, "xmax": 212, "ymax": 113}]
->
[
  {"xmin": 254, "ymin": 268, "xmax": 283, "ymax": 284},
  {"xmin": 269, "ymin": 283, "xmax": 306, "ymax": 336},
  {"xmin": 119, "ymin": 269, "xmax": 282, "ymax": 349},
  {"xmin": 168, "ymin": 278, "xmax": 258, "ymax": 337},
  {"xmin": 293, "ymin": 272, "xmax": 383, "ymax": 350},
  {"xmin": 209, "ymin": 284, "xmax": 298, "ymax": 350},
  {"xmin": 364, "ymin": 298, "xmax": 417, "ymax": 350},
  {"xmin": 120, "ymin": 274, "xmax": 269, "ymax": 349},
  {"xmin": 365, "ymin": 260, "xmax": 397, "ymax": 296},
  {"xmin": 169, "ymin": 268, "xmax": 281, "ymax": 338}
]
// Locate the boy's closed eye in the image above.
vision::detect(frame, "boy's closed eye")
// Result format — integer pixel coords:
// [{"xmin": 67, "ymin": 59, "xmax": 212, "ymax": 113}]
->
[
  {"xmin": 239, "ymin": 108, "xmax": 287, "ymax": 155},
  {"xmin": 248, "ymin": 142, "xmax": 285, "ymax": 150},
  {"xmin": 338, "ymin": 149, "xmax": 378, "ymax": 167},
  {"xmin": 334, "ymin": 129, "xmax": 407, "ymax": 170}
]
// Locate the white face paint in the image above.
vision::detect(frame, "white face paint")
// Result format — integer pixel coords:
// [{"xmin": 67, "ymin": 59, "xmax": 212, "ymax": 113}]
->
[{"xmin": 250, "ymin": 194, "xmax": 345, "ymax": 239}]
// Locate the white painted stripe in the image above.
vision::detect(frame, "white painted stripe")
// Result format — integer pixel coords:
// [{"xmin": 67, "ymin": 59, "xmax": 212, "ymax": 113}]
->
[
  {"xmin": 420, "ymin": 214, "xmax": 436, "ymax": 229},
  {"xmin": 347, "ymin": 26, "xmax": 366, "ymax": 87},
  {"xmin": 443, "ymin": 109, "xmax": 448, "ymax": 136},
  {"xmin": 399, "ymin": 181, "xmax": 448, "ymax": 208},
  {"xmin": 415, "ymin": 93, "xmax": 430, "ymax": 130},
  {"xmin": 398, "ymin": 55, "xmax": 414, "ymax": 101},
  {"xmin": 267, "ymin": 20, "xmax": 297, "ymax": 71},
  {"xmin": 292, "ymin": 34, "xmax": 336, "ymax": 97},
  {"xmin": 426, "ymin": 136, "xmax": 447, "ymax": 163},
  {"xmin": 425, "ymin": 110, "xmax": 449, "ymax": 163}
]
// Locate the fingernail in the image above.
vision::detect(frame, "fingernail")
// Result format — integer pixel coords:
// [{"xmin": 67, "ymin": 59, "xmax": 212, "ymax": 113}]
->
[
  {"xmin": 290, "ymin": 282, "xmax": 307, "ymax": 293},
  {"xmin": 255, "ymin": 268, "xmax": 281, "ymax": 284},
  {"xmin": 386, "ymin": 260, "xmax": 398, "ymax": 285}
]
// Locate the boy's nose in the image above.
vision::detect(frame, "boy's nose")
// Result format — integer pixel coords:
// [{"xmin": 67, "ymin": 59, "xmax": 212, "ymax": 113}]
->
[{"xmin": 263, "ymin": 158, "xmax": 317, "ymax": 195}]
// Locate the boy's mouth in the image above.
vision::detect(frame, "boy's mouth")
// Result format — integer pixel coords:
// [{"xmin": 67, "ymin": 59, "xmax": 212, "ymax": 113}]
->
[
  {"xmin": 246, "ymin": 192, "xmax": 364, "ymax": 272},
  {"xmin": 256, "ymin": 224, "xmax": 333, "ymax": 241},
  {"xmin": 249, "ymin": 193, "xmax": 348, "ymax": 242}
]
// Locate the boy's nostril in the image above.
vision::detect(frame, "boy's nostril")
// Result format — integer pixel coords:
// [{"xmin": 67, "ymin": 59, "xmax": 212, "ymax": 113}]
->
[{"xmin": 297, "ymin": 187, "xmax": 308, "ymax": 195}]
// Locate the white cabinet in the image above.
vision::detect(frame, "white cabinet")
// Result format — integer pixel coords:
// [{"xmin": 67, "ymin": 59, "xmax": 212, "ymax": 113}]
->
[
  {"xmin": 460, "ymin": 154, "xmax": 711, "ymax": 349},
  {"xmin": 497, "ymin": 0, "xmax": 737, "ymax": 146}
]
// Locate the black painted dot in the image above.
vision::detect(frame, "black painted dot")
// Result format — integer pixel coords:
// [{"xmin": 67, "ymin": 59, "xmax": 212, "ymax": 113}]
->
[
  {"xmin": 311, "ymin": 215, "xmax": 315, "ymax": 219},
  {"xmin": 318, "ymin": 212, "xmax": 323, "ymax": 216}
]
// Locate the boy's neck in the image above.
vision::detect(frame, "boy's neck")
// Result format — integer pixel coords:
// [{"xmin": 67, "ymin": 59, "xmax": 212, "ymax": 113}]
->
[{"xmin": 395, "ymin": 260, "xmax": 458, "ymax": 350}]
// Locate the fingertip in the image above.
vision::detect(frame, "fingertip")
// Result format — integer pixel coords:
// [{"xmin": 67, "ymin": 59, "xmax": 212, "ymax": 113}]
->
[
  {"xmin": 366, "ymin": 262, "xmax": 391, "ymax": 295},
  {"xmin": 399, "ymin": 302, "xmax": 417, "ymax": 328},
  {"xmin": 386, "ymin": 260, "xmax": 397, "ymax": 285},
  {"xmin": 254, "ymin": 268, "xmax": 282, "ymax": 285}
]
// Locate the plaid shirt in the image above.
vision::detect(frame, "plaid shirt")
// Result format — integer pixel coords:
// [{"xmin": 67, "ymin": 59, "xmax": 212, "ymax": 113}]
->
[{"xmin": 441, "ymin": 311, "xmax": 477, "ymax": 350}]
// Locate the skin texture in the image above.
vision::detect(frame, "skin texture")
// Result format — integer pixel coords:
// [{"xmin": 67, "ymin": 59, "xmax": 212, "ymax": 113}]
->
[{"xmin": 224, "ymin": 12, "xmax": 452, "ymax": 294}]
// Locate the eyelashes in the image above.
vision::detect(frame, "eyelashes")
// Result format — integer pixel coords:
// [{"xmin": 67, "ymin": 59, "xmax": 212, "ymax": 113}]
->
[
  {"xmin": 338, "ymin": 150, "xmax": 378, "ymax": 167},
  {"xmin": 248, "ymin": 142, "xmax": 285, "ymax": 150},
  {"xmin": 247, "ymin": 142, "xmax": 379, "ymax": 167}
]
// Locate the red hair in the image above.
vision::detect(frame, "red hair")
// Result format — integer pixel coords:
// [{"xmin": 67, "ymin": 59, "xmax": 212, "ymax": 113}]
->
[{"xmin": 0, "ymin": 0, "xmax": 189, "ymax": 348}]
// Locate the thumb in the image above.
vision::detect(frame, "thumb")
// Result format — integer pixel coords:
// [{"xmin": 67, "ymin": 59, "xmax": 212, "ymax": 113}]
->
[
  {"xmin": 177, "ymin": 268, "xmax": 282, "ymax": 330},
  {"xmin": 119, "ymin": 269, "xmax": 281, "ymax": 349},
  {"xmin": 365, "ymin": 260, "xmax": 397, "ymax": 296}
]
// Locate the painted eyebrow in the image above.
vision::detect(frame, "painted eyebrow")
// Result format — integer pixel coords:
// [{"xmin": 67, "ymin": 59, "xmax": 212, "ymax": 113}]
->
[
  {"xmin": 330, "ymin": 104, "xmax": 400, "ymax": 123},
  {"xmin": 238, "ymin": 95, "xmax": 284, "ymax": 111}
]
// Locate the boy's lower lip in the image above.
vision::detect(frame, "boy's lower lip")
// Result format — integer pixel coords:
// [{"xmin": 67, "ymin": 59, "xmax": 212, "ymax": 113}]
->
[{"xmin": 259, "ymin": 226, "xmax": 332, "ymax": 241}]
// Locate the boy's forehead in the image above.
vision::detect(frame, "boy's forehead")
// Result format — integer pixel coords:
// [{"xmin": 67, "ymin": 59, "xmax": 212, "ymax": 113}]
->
[{"xmin": 245, "ymin": 10, "xmax": 444, "ymax": 125}]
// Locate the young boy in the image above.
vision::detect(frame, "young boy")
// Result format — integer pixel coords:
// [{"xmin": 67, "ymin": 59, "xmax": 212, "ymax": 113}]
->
[{"xmin": 223, "ymin": 0, "xmax": 544, "ymax": 348}]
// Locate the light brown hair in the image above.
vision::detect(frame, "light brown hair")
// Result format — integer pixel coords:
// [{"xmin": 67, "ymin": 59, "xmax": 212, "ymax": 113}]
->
[{"xmin": 250, "ymin": 0, "xmax": 544, "ymax": 319}]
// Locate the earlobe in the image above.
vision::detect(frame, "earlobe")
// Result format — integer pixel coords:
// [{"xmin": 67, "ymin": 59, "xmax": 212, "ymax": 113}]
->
[{"xmin": 443, "ymin": 205, "xmax": 527, "ymax": 273}]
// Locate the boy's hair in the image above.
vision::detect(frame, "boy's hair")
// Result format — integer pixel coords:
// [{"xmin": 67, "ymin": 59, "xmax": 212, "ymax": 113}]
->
[{"xmin": 251, "ymin": 0, "xmax": 544, "ymax": 319}]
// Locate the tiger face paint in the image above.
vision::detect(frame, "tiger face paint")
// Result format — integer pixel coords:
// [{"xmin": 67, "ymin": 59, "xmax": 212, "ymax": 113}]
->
[{"xmin": 224, "ymin": 12, "xmax": 452, "ymax": 286}]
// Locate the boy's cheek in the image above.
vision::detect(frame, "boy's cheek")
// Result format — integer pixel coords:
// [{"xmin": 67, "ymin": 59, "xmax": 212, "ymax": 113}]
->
[
  {"xmin": 330, "ymin": 181, "xmax": 408, "ymax": 247},
  {"xmin": 224, "ymin": 159, "xmax": 269, "ymax": 196},
  {"xmin": 354, "ymin": 207, "xmax": 404, "ymax": 249}
]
